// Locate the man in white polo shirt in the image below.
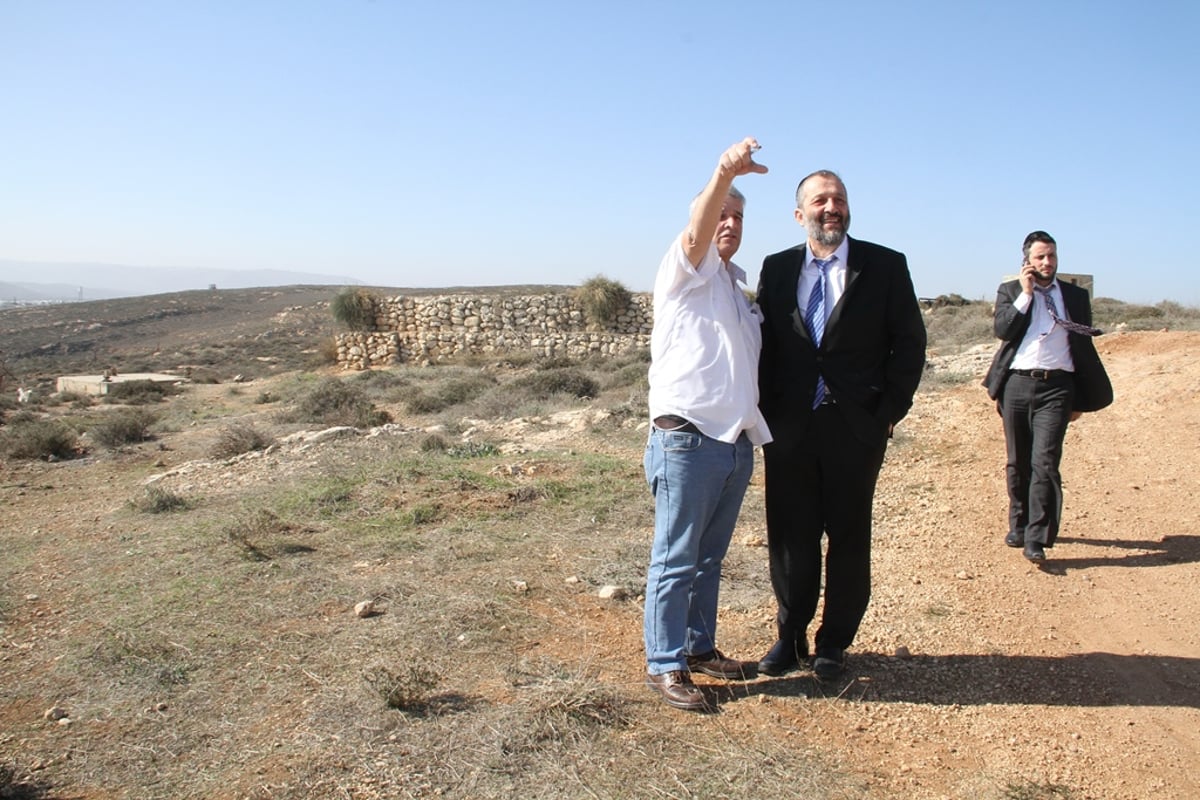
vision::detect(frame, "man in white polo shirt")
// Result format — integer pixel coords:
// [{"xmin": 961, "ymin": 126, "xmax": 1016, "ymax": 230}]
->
[{"xmin": 642, "ymin": 138, "xmax": 772, "ymax": 711}]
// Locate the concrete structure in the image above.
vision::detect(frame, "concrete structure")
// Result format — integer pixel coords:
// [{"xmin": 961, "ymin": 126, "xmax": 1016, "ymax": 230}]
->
[{"xmin": 56, "ymin": 372, "xmax": 185, "ymax": 396}]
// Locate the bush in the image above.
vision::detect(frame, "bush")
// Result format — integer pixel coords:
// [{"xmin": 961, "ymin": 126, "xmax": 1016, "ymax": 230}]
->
[
  {"xmin": 315, "ymin": 336, "xmax": 340, "ymax": 365},
  {"xmin": 508, "ymin": 368, "xmax": 599, "ymax": 400},
  {"xmin": 291, "ymin": 378, "xmax": 391, "ymax": 428},
  {"xmin": 131, "ymin": 486, "xmax": 191, "ymax": 513},
  {"xmin": 364, "ymin": 663, "xmax": 442, "ymax": 712},
  {"xmin": 574, "ymin": 276, "xmax": 631, "ymax": 328},
  {"xmin": 0, "ymin": 418, "xmax": 80, "ymax": 460},
  {"xmin": 209, "ymin": 422, "xmax": 275, "ymax": 459},
  {"xmin": 602, "ymin": 362, "xmax": 649, "ymax": 391},
  {"xmin": 404, "ymin": 374, "xmax": 496, "ymax": 414},
  {"xmin": 923, "ymin": 301, "xmax": 994, "ymax": 351},
  {"xmin": 330, "ymin": 288, "xmax": 379, "ymax": 331},
  {"xmin": 89, "ymin": 408, "xmax": 158, "ymax": 449},
  {"xmin": 103, "ymin": 380, "xmax": 178, "ymax": 405}
]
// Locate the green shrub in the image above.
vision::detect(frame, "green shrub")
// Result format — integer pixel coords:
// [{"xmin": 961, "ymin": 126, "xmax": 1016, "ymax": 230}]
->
[
  {"xmin": 508, "ymin": 368, "xmax": 599, "ymax": 401},
  {"xmin": 58, "ymin": 391, "xmax": 93, "ymax": 409},
  {"xmin": 103, "ymin": 380, "xmax": 178, "ymax": 405},
  {"xmin": 291, "ymin": 378, "xmax": 391, "ymax": 428},
  {"xmin": 446, "ymin": 441, "xmax": 499, "ymax": 458},
  {"xmin": 574, "ymin": 276, "xmax": 632, "ymax": 328},
  {"xmin": 404, "ymin": 374, "xmax": 496, "ymax": 414},
  {"xmin": 89, "ymin": 408, "xmax": 158, "ymax": 449},
  {"xmin": 0, "ymin": 418, "xmax": 80, "ymax": 460},
  {"xmin": 131, "ymin": 485, "xmax": 191, "ymax": 513},
  {"xmin": 603, "ymin": 362, "xmax": 649, "ymax": 391},
  {"xmin": 330, "ymin": 288, "xmax": 379, "ymax": 331}
]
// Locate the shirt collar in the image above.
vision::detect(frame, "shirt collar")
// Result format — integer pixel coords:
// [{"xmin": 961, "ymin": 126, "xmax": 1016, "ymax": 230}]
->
[
  {"xmin": 806, "ymin": 237, "xmax": 850, "ymax": 269},
  {"xmin": 724, "ymin": 259, "xmax": 747, "ymax": 286}
]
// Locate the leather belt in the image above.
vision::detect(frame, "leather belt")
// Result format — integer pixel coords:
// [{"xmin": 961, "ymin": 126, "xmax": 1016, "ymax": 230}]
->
[
  {"xmin": 654, "ymin": 415, "xmax": 701, "ymax": 434},
  {"xmin": 1010, "ymin": 368, "xmax": 1071, "ymax": 380}
]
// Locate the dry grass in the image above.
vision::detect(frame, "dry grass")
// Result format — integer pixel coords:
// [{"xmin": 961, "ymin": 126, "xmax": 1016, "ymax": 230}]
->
[{"xmin": 3, "ymin": 295, "xmax": 1198, "ymax": 799}]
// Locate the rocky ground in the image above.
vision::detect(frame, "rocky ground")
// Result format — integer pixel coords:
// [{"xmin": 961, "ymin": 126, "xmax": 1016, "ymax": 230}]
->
[
  {"xmin": 2, "ymin": 327, "xmax": 1198, "ymax": 799},
  {"xmin": 526, "ymin": 330, "xmax": 1200, "ymax": 798}
]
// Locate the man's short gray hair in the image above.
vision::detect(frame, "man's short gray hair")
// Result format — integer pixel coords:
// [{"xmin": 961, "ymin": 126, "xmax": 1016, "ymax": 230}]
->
[{"xmin": 690, "ymin": 184, "xmax": 746, "ymax": 215}]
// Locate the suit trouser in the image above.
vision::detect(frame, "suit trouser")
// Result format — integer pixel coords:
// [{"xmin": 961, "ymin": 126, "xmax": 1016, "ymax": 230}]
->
[
  {"xmin": 1001, "ymin": 372, "xmax": 1074, "ymax": 546},
  {"xmin": 762, "ymin": 405, "xmax": 887, "ymax": 654}
]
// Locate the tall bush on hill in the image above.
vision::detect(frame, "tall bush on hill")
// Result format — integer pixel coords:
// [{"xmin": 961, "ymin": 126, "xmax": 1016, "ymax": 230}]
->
[
  {"xmin": 574, "ymin": 276, "xmax": 631, "ymax": 329},
  {"xmin": 331, "ymin": 288, "xmax": 379, "ymax": 332}
]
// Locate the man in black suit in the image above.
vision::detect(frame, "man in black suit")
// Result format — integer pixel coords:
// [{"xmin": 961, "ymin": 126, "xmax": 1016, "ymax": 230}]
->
[
  {"xmin": 983, "ymin": 231, "xmax": 1113, "ymax": 562},
  {"xmin": 756, "ymin": 170, "xmax": 926, "ymax": 679}
]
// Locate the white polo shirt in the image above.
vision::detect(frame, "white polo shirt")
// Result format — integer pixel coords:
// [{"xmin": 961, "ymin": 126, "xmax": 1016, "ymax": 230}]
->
[{"xmin": 647, "ymin": 238, "xmax": 772, "ymax": 446}]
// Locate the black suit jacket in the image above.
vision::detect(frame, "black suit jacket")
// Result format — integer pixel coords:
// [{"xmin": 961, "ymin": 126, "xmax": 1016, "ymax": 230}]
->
[
  {"xmin": 757, "ymin": 237, "xmax": 928, "ymax": 446},
  {"xmin": 982, "ymin": 280, "xmax": 1113, "ymax": 413}
]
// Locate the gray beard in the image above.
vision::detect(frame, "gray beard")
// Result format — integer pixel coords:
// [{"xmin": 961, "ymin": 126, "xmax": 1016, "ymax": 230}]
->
[{"xmin": 806, "ymin": 214, "xmax": 850, "ymax": 248}]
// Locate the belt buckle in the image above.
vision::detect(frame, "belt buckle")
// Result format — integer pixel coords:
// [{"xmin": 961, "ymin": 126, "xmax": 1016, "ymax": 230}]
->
[{"xmin": 1030, "ymin": 369, "xmax": 1049, "ymax": 380}]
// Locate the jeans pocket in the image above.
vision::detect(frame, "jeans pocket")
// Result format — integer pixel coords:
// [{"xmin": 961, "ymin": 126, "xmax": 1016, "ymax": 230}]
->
[{"xmin": 660, "ymin": 431, "xmax": 702, "ymax": 452}]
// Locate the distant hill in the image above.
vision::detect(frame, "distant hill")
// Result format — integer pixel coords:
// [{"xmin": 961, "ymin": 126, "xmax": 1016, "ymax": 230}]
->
[{"xmin": 0, "ymin": 260, "xmax": 362, "ymax": 302}]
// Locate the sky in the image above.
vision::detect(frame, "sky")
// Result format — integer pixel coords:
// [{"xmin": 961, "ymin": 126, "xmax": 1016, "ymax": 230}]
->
[{"xmin": 2, "ymin": 1, "xmax": 1198, "ymax": 304}]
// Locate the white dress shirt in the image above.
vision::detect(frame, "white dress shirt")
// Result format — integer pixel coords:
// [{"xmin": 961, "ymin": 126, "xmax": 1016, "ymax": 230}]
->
[
  {"xmin": 795, "ymin": 237, "xmax": 851, "ymax": 329},
  {"xmin": 1010, "ymin": 281, "xmax": 1076, "ymax": 371},
  {"xmin": 648, "ymin": 238, "xmax": 772, "ymax": 445}
]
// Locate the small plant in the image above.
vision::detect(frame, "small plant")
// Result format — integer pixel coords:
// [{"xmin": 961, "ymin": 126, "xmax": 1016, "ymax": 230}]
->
[
  {"xmin": 507, "ymin": 368, "xmax": 599, "ymax": 401},
  {"xmin": 103, "ymin": 379, "xmax": 178, "ymax": 405},
  {"xmin": 209, "ymin": 422, "xmax": 275, "ymax": 459},
  {"xmin": 363, "ymin": 663, "xmax": 442, "ymax": 712},
  {"xmin": 404, "ymin": 374, "xmax": 496, "ymax": 414},
  {"xmin": 419, "ymin": 432, "xmax": 450, "ymax": 452},
  {"xmin": 314, "ymin": 336, "xmax": 340, "ymax": 365},
  {"xmin": 402, "ymin": 503, "xmax": 442, "ymax": 526},
  {"xmin": 289, "ymin": 378, "xmax": 391, "ymax": 428},
  {"xmin": 131, "ymin": 485, "xmax": 191, "ymax": 514},
  {"xmin": 0, "ymin": 418, "xmax": 80, "ymax": 460},
  {"xmin": 330, "ymin": 288, "xmax": 379, "ymax": 331},
  {"xmin": 574, "ymin": 276, "xmax": 631, "ymax": 328},
  {"xmin": 89, "ymin": 408, "xmax": 157, "ymax": 449},
  {"xmin": 1003, "ymin": 780, "xmax": 1076, "ymax": 799},
  {"xmin": 446, "ymin": 441, "xmax": 499, "ymax": 458},
  {"xmin": 225, "ymin": 509, "xmax": 289, "ymax": 561}
]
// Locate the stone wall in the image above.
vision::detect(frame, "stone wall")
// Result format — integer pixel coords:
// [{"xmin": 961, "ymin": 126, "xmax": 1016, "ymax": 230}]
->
[{"xmin": 335, "ymin": 292, "xmax": 653, "ymax": 369}]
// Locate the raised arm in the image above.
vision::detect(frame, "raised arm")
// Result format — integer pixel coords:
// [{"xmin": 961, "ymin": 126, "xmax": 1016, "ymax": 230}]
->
[{"xmin": 681, "ymin": 138, "xmax": 767, "ymax": 267}]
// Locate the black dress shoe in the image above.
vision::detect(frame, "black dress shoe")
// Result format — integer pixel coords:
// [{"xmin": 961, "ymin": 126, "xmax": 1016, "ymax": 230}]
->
[
  {"xmin": 812, "ymin": 648, "xmax": 846, "ymax": 680},
  {"xmin": 687, "ymin": 649, "xmax": 757, "ymax": 680},
  {"xmin": 645, "ymin": 671, "xmax": 710, "ymax": 711},
  {"xmin": 758, "ymin": 639, "xmax": 805, "ymax": 677},
  {"xmin": 1005, "ymin": 530, "xmax": 1023, "ymax": 548},
  {"xmin": 1023, "ymin": 541, "xmax": 1046, "ymax": 562}
]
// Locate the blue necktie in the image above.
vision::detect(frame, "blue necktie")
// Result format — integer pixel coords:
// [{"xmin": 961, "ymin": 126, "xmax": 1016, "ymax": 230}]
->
[{"xmin": 806, "ymin": 258, "xmax": 833, "ymax": 409}]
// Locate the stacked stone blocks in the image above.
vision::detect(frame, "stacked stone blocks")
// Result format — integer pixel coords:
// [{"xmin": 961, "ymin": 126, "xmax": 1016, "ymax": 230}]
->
[{"xmin": 336, "ymin": 292, "xmax": 653, "ymax": 369}]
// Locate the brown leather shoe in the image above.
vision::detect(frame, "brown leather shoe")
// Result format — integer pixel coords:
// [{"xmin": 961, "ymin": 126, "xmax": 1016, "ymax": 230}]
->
[
  {"xmin": 645, "ymin": 671, "xmax": 710, "ymax": 711},
  {"xmin": 687, "ymin": 649, "xmax": 757, "ymax": 680}
]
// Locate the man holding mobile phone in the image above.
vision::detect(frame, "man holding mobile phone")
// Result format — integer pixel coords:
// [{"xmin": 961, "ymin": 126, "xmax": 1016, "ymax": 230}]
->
[{"xmin": 983, "ymin": 230, "xmax": 1113, "ymax": 562}]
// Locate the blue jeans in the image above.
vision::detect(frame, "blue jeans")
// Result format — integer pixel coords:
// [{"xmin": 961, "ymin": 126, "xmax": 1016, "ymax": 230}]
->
[{"xmin": 643, "ymin": 427, "xmax": 754, "ymax": 675}]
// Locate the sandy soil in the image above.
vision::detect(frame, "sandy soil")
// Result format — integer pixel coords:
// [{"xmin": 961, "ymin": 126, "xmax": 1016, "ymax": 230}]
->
[
  {"xmin": 534, "ymin": 330, "xmax": 1200, "ymax": 799},
  {"xmin": 2, "ymin": 329, "xmax": 1198, "ymax": 799}
]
